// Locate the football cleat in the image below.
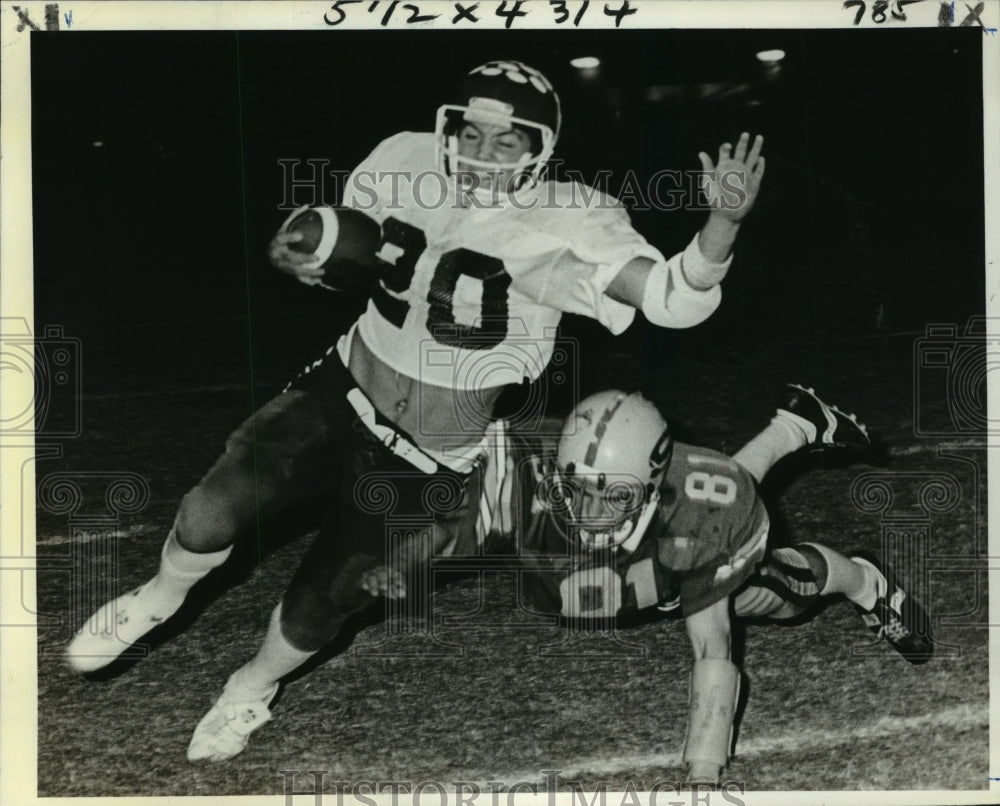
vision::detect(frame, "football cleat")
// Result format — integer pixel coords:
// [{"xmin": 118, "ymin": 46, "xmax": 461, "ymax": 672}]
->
[
  {"xmin": 65, "ymin": 581, "xmax": 181, "ymax": 673},
  {"xmin": 779, "ymin": 384, "xmax": 871, "ymax": 451},
  {"xmin": 849, "ymin": 550, "xmax": 933, "ymax": 664},
  {"xmin": 187, "ymin": 680, "xmax": 280, "ymax": 762}
]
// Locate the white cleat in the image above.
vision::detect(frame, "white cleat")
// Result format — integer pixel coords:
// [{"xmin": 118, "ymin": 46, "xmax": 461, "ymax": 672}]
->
[
  {"xmin": 187, "ymin": 681, "xmax": 279, "ymax": 762},
  {"xmin": 65, "ymin": 581, "xmax": 180, "ymax": 673}
]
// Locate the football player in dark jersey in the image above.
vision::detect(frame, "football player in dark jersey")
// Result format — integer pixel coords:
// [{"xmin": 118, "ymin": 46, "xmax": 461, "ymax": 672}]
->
[
  {"xmin": 66, "ymin": 60, "xmax": 766, "ymax": 762},
  {"xmin": 509, "ymin": 386, "xmax": 932, "ymax": 785}
]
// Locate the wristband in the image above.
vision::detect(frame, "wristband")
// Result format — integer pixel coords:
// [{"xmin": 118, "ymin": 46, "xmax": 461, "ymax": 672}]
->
[{"xmin": 680, "ymin": 234, "xmax": 732, "ymax": 290}]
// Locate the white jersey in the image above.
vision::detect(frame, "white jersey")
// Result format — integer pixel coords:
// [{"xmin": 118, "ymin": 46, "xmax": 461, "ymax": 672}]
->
[{"xmin": 341, "ymin": 132, "xmax": 719, "ymax": 389}]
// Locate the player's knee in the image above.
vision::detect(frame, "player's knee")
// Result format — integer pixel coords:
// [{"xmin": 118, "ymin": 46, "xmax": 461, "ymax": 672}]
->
[
  {"xmin": 278, "ymin": 589, "xmax": 346, "ymax": 652},
  {"xmin": 174, "ymin": 482, "xmax": 253, "ymax": 552},
  {"xmin": 278, "ymin": 554, "xmax": 386, "ymax": 651},
  {"xmin": 793, "ymin": 543, "xmax": 830, "ymax": 591}
]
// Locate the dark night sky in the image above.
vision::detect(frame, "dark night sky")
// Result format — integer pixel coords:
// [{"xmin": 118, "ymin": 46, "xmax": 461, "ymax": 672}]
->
[{"xmin": 30, "ymin": 28, "xmax": 985, "ymax": 391}]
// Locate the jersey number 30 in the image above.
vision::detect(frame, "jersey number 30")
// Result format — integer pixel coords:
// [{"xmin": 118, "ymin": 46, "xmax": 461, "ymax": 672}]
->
[{"xmin": 372, "ymin": 217, "xmax": 513, "ymax": 350}]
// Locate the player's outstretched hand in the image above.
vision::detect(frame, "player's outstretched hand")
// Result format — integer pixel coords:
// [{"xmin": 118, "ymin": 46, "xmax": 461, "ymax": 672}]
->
[
  {"xmin": 698, "ymin": 132, "xmax": 765, "ymax": 223},
  {"xmin": 267, "ymin": 231, "xmax": 327, "ymax": 286}
]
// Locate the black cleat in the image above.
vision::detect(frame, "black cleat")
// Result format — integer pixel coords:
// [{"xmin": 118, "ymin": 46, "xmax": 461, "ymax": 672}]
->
[
  {"xmin": 779, "ymin": 384, "xmax": 871, "ymax": 451},
  {"xmin": 849, "ymin": 550, "xmax": 934, "ymax": 665}
]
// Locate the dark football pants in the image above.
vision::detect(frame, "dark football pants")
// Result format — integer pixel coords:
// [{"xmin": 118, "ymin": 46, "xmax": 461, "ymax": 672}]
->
[
  {"xmin": 172, "ymin": 353, "xmax": 482, "ymax": 652},
  {"xmin": 732, "ymin": 545, "xmax": 828, "ymax": 621}
]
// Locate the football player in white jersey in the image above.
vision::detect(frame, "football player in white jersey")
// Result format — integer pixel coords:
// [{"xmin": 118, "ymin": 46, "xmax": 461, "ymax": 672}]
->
[
  {"xmin": 512, "ymin": 387, "xmax": 932, "ymax": 786},
  {"xmin": 66, "ymin": 61, "xmax": 765, "ymax": 762}
]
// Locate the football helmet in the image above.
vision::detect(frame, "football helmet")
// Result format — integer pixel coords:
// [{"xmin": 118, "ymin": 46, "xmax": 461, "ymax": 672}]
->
[
  {"xmin": 435, "ymin": 60, "xmax": 561, "ymax": 190},
  {"xmin": 555, "ymin": 390, "xmax": 673, "ymax": 551}
]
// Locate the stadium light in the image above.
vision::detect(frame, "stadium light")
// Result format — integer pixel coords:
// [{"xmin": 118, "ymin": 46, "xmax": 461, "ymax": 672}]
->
[
  {"xmin": 570, "ymin": 56, "xmax": 601, "ymax": 70},
  {"xmin": 756, "ymin": 49, "xmax": 786, "ymax": 63}
]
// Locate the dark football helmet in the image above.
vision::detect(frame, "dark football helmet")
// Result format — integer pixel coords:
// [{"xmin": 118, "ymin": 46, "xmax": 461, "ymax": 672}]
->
[{"xmin": 435, "ymin": 60, "xmax": 561, "ymax": 189}]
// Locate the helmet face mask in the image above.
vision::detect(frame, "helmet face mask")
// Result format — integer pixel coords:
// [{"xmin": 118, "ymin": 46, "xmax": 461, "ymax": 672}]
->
[
  {"xmin": 553, "ymin": 391, "xmax": 674, "ymax": 551},
  {"xmin": 435, "ymin": 61, "xmax": 561, "ymax": 194},
  {"xmin": 556, "ymin": 465, "xmax": 651, "ymax": 551}
]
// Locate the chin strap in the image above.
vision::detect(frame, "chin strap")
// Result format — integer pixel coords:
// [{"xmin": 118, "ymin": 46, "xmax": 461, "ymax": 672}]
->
[{"xmin": 617, "ymin": 489, "xmax": 660, "ymax": 553}]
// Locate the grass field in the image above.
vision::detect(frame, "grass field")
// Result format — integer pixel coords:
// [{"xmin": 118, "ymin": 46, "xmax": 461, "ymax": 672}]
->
[{"xmin": 34, "ymin": 326, "xmax": 990, "ymax": 796}]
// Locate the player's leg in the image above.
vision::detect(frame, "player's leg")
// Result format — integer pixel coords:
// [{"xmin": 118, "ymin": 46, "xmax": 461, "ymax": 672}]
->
[
  {"xmin": 834, "ymin": 548, "xmax": 933, "ymax": 663},
  {"xmin": 734, "ymin": 544, "xmax": 879, "ymax": 619},
  {"xmin": 65, "ymin": 388, "xmax": 341, "ymax": 673},
  {"xmin": 734, "ymin": 543, "xmax": 932, "ymax": 662},
  {"xmin": 184, "ymin": 553, "xmax": 405, "ymax": 764},
  {"xmin": 733, "ymin": 384, "xmax": 870, "ymax": 482},
  {"xmin": 187, "ymin": 459, "xmax": 482, "ymax": 762}
]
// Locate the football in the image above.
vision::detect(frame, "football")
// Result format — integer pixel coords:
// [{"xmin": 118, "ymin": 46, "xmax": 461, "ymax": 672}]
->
[
  {"xmin": 285, "ymin": 209, "xmax": 325, "ymax": 254},
  {"xmin": 282, "ymin": 206, "xmax": 382, "ymax": 269}
]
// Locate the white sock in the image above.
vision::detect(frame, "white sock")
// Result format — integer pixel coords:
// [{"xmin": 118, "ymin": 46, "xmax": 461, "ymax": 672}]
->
[
  {"xmin": 847, "ymin": 557, "xmax": 888, "ymax": 612},
  {"xmin": 801, "ymin": 542, "xmax": 884, "ymax": 611},
  {"xmin": 228, "ymin": 604, "xmax": 315, "ymax": 697},
  {"xmin": 732, "ymin": 416, "xmax": 806, "ymax": 483},
  {"xmin": 141, "ymin": 531, "xmax": 232, "ymax": 612},
  {"xmin": 774, "ymin": 407, "xmax": 816, "ymax": 444}
]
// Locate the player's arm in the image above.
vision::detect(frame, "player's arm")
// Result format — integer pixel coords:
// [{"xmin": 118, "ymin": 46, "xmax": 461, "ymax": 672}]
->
[
  {"xmin": 605, "ymin": 133, "xmax": 765, "ymax": 327},
  {"xmin": 681, "ymin": 597, "xmax": 740, "ymax": 786},
  {"xmin": 266, "ymin": 132, "xmax": 410, "ymax": 286}
]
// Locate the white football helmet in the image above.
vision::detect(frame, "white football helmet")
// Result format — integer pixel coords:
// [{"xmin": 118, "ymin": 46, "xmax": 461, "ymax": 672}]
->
[
  {"xmin": 554, "ymin": 390, "xmax": 673, "ymax": 551},
  {"xmin": 435, "ymin": 60, "xmax": 561, "ymax": 190}
]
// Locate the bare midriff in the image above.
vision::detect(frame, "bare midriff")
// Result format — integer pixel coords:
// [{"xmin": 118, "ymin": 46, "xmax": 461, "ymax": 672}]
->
[{"xmin": 348, "ymin": 333, "xmax": 503, "ymax": 452}]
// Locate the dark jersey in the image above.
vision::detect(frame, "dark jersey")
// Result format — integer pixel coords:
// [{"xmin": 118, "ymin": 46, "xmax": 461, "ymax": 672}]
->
[
  {"xmin": 652, "ymin": 443, "xmax": 769, "ymax": 614},
  {"xmin": 510, "ymin": 440, "xmax": 769, "ymax": 619},
  {"xmin": 519, "ymin": 507, "xmax": 680, "ymax": 619}
]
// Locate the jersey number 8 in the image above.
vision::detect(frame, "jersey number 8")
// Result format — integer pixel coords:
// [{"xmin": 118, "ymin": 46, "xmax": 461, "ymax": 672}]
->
[{"xmin": 683, "ymin": 471, "xmax": 737, "ymax": 506}]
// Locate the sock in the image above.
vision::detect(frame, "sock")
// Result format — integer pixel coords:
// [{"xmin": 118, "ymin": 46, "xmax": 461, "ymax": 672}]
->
[
  {"xmin": 141, "ymin": 530, "xmax": 232, "ymax": 613},
  {"xmin": 228, "ymin": 603, "xmax": 315, "ymax": 697},
  {"xmin": 774, "ymin": 407, "xmax": 816, "ymax": 444},
  {"xmin": 732, "ymin": 415, "xmax": 807, "ymax": 483},
  {"xmin": 798, "ymin": 543, "xmax": 884, "ymax": 611}
]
